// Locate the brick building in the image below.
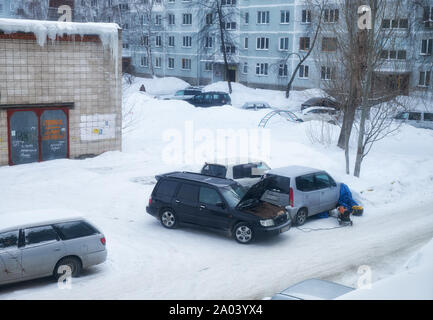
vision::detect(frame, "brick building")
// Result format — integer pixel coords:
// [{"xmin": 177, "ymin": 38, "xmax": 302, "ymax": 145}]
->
[{"xmin": 0, "ymin": 19, "xmax": 122, "ymax": 166}]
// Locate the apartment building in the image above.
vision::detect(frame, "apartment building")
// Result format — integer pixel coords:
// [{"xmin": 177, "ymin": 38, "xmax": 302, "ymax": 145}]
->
[
  {"xmin": 7, "ymin": 0, "xmax": 433, "ymax": 93},
  {"xmin": 0, "ymin": 0, "xmax": 13, "ymax": 18}
]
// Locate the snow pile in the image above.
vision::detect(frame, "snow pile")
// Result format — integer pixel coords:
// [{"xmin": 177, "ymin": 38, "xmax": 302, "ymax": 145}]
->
[
  {"xmin": 123, "ymin": 75, "xmax": 190, "ymax": 96},
  {"xmin": 338, "ymin": 238, "xmax": 433, "ymax": 300}
]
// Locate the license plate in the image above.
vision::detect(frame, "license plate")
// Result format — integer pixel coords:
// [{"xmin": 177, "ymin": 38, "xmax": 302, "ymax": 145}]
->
[{"xmin": 280, "ymin": 225, "xmax": 291, "ymax": 233}]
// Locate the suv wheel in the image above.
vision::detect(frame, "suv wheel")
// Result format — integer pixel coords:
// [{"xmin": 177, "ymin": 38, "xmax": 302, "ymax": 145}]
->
[
  {"xmin": 160, "ymin": 209, "xmax": 178, "ymax": 229},
  {"xmin": 295, "ymin": 208, "xmax": 308, "ymax": 226},
  {"xmin": 234, "ymin": 223, "xmax": 254, "ymax": 244},
  {"xmin": 54, "ymin": 257, "xmax": 82, "ymax": 280}
]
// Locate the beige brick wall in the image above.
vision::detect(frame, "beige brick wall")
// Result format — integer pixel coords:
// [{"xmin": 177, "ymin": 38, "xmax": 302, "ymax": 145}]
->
[{"xmin": 0, "ymin": 33, "xmax": 122, "ymax": 166}]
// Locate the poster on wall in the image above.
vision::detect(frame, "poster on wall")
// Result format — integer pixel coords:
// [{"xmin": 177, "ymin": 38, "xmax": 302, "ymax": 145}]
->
[{"xmin": 80, "ymin": 114, "xmax": 116, "ymax": 141}]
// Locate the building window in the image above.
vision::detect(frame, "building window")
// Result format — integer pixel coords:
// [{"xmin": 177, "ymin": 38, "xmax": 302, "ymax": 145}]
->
[
  {"xmin": 244, "ymin": 37, "xmax": 249, "ymax": 49},
  {"xmin": 243, "ymin": 62, "xmax": 248, "ymax": 74},
  {"xmin": 206, "ymin": 13, "xmax": 213, "ymax": 25},
  {"xmin": 141, "ymin": 56, "xmax": 149, "ymax": 67},
  {"xmin": 141, "ymin": 35, "xmax": 149, "ymax": 46},
  {"xmin": 205, "ymin": 37, "xmax": 213, "ymax": 48},
  {"xmin": 183, "ymin": 13, "xmax": 192, "ymax": 25},
  {"xmin": 278, "ymin": 64, "xmax": 288, "ymax": 77},
  {"xmin": 168, "ymin": 57, "xmax": 175, "ymax": 69},
  {"xmin": 183, "ymin": 36, "xmax": 192, "ymax": 47},
  {"xmin": 281, "ymin": 10, "xmax": 290, "ymax": 24},
  {"xmin": 299, "ymin": 65, "xmax": 309, "ymax": 79},
  {"xmin": 168, "ymin": 36, "xmax": 175, "ymax": 47},
  {"xmin": 419, "ymin": 71, "xmax": 431, "ymax": 87},
  {"xmin": 156, "ymin": 36, "xmax": 162, "ymax": 47},
  {"xmin": 321, "ymin": 66, "xmax": 334, "ymax": 80},
  {"xmin": 256, "ymin": 37, "xmax": 269, "ymax": 50},
  {"xmin": 222, "ymin": 0, "xmax": 236, "ymax": 5},
  {"xmin": 182, "ymin": 58, "xmax": 192, "ymax": 70},
  {"xmin": 423, "ymin": 7, "xmax": 433, "ymax": 27},
  {"xmin": 302, "ymin": 9, "xmax": 312, "ymax": 23},
  {"xmin": 257, "ymin": 11, "xmax": 270, "ymax": 24},
  {"xmin": 256, "ymin": 63, "xmax": 269, "ymax": 76},
  {"xmin": 299, "ymin": 37, "xmax": 310, "ymax": 50},
  {"xmin": 205, "ymin": 62, "xmax": 213, "ymax": 71},
  {"xmin": 322, "ymin": 37, "xmax": 337, "ymax": 52},
  {"xmin": 155, "ymin": 57, "xmax": 162, "ymax": 68},
  {"xmin": 381, "ymin": 49, "xmax": 407, "ymax": 60},
  {"xmin": 168, "ymin": 13, "xmax": 175, "ymax": 25},
  {"xmin": 382, "ymin": 18, "xmax": 408, "ymax": 29},
  {"xmin": 122, "ymin": 43, "xmax": 129, "ymax": 49},
  {"xmin": 0, "ymin": 3, "xmax": 3, "ymax": 13},
  {"xmin": 224, "ymin": 22, "xmax": 237, "ymax": 30},
  {"xmin": 421, "ymin": 39, "xmax": 433, "ymax": 55},
  {"xmin": 324, "ymin": 9, "xmax": 339, "ymax": 23},
  {"xmin": 279, "ymin": 37, "xmax": 289, "ymax": 51},
  {"xmin": 155, "ymin": 15, "xmax": 162, "ymax": 25},
  {"xmin": 245, "ymin": 12, "xmax": 249, "ymax": 24},
  {"xmin": 222, "ymin": 45, "xmax": 236, "ymax": 54}
]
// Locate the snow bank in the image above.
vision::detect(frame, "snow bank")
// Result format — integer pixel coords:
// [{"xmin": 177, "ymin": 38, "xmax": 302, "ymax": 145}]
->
[
  {"xmin": 123, "ymin": 75, "xmax": 190, "ymax": 96},
  {"xmin": 338, "ymin": 238, "xmax": 433, "ymax": 300}
]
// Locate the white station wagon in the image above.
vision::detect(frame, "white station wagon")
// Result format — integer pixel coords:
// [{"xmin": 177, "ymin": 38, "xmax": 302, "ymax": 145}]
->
[{"xmin": 0, "ymin": 217, "xmax": 107, "ymax": 286}]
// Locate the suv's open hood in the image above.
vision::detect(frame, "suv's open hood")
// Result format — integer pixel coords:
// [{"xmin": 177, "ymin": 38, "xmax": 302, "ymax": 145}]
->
[{"xmin": 236, "ymin": 178, "xmax": 271, "ymax": 208}]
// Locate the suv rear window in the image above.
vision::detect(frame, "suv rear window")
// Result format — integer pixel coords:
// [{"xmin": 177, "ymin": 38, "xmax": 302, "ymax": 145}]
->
[
  {"xmin": 54, "ymin": 221, "xmax": 98, "ymax": 241},
  {"xmin": 155, "ymin": 180, "xmax": 179, "ymax": 198}
]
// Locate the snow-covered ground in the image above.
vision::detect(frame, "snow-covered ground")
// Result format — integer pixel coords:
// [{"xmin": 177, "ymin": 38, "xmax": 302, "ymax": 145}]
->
[{"xmin": 1, "ymin": 76, "xmax": 433, "ymax": 299}]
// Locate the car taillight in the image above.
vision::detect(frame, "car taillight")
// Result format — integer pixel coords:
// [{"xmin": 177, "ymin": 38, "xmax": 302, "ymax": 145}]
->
[
  {"xmin": 149, "ymin": 196, "xmax": 152, "ymax": 206},
  {"xmin": 289, "ymin": 188, "xmax": 294, "ymax": 207},
  {"xmin": 100, "ymin": 237, "xmax": 106, "ymax": 246}
]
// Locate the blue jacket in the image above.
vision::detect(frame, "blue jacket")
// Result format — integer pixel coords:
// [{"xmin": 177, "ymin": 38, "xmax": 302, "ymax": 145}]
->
[{"xmin": 338, "ymin": 183, "xmax": 358, "ymax": 210}]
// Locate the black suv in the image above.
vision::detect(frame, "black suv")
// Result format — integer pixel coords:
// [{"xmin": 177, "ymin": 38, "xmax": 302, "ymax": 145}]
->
[
  {"xmin": 186, "ymin": 91, "xmax": 232, "ymax": 108},
  {"xmin": 146, "ymin": 172, "xmax": 291, "ymax": 244}
]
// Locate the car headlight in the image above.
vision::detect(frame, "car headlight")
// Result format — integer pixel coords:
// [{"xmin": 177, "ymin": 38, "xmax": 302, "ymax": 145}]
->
[{"xmin": 260, "ymin": 219, "xmax": 275, "ymax": 227}]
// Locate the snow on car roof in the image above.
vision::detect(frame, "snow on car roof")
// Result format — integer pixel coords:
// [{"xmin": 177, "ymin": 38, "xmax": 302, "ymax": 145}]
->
[
  {"xmin": 205, "ymin": 158, "xmax": 268, "ymax": 166},
  {"xmin": 267, "ymin": 166, "xmax": 322, "ymax": 178}
]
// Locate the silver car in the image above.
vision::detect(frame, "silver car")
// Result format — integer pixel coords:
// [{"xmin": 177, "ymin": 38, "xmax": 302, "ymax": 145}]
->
[
  {"xmin": 394, "ymin": 110, "xmax": 433, "ymax": 130},
  {"xmin": 261, "ymin": 166, "xmax": 341, "ymax": 226},
  {"xmin": 272, "ymin": 279, "xmax": 354, "ymax": 300},
  {"xmin": 0, "ymin": 218, "xmax": 107, "ymax": 286}
]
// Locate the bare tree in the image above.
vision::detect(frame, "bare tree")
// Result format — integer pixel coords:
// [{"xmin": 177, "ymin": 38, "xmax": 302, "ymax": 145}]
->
[
  {"xmin": 283, "ymin": 0, "xmax": 325, "ymax": 98},
  {"xmin": 193, "ymin": 0, "xmax": 240, "ymax": 93},
  {"xmin": 13, "ymin": 0, "xmax": 50, "ymax": 20}
]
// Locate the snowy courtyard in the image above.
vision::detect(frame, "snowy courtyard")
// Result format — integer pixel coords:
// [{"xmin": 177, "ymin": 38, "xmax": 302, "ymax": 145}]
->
[{"xmin": 1, "ymin": 77, "xmax": 433, "ymax": 299}]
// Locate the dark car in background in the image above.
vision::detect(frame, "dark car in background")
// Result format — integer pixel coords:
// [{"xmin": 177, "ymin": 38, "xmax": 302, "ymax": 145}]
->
[
  {"xmin": 146, "ymin": 172, "xmax": 291, "ymax": 244},
  {"xmin": 301, "ymin": 97, "xmax": 340, "ymax": 111},
  {"xmin": 186, "ymin": 92, "xmax": 232, "ymax": 108}
]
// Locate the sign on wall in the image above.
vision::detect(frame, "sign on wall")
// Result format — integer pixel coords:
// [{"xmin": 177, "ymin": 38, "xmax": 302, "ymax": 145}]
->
[{"xmin": 80, "ymin": 114, "xmax": 116, "ymax": 141}]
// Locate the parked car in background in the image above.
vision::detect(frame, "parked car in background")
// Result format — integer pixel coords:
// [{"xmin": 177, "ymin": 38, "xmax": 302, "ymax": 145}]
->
[
  {"xmin": 0, "ymin": 217, "xmax": 107, "ymax": 286},
  {"xmin": 299, "ymin": 107, "xmax": 340, "ymax": 124},
  {"xmin": 301, "ymin": 97, "xmax": 340, "ymax": 111},
  {"xmin": 272, "ymin": 279, "xmax": 355, "ymax": 300},
  {"xmin": 200, "ymin": 160, "xmax": 271, "ymax": 188},
  {"xmin": 146, "ymin": 172, "xmax": 291, "ymax": 244},
  {"xmin": 261, "ymin": 166, "xmax": 341, "ymax": 226},
  {"xmin": 158, "ymin": 87, "xmax": 203, "ymax": 101},
  {"xmin": 241, "ymin": 102, "xmax": 271, "ymax": 110},
  {"xmin": 394, "ymin": 110, "xmax": 433, "ymax": 130},
  {"xmin": 186, "ymin": 91, "xmax": 231, "ymax": 107}
]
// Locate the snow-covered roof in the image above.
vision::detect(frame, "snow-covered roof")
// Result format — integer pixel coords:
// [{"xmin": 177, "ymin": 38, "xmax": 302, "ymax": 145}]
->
[{"xmin": 0, "ymin": 18, "xmax": 120, "ymax": 48}]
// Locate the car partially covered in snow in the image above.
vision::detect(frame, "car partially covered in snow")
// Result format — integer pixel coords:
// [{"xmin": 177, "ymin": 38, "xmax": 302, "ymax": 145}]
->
[
  {"xmin": 186, "ymin": 91, "xmax": 232, "ymax": 107},
  {"xmin": 301, "ymin": 97, "xmax": 340, "ymax": 111},
  {"xmin": 200, "ymin": 160, "xmax": 271, "ymax": 188},
  {"xmin": 241, "ymin": 101, "xmax": 272, "ymax": 110},
  {"xmin": 298, "ymin": 107, "xmax": 340, "ymax": 124},
  {"xmin": 146, "ymin": 172, "xmax": 291, "ymax": 244}
]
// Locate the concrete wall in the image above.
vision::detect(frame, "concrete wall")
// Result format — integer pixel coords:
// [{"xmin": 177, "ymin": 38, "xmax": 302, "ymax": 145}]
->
[{"xmin": 0, "ymin": 32, "xmax": 122, "ymax": 166}]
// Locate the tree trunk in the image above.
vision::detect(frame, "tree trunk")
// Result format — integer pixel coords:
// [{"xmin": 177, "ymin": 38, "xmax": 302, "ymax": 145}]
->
[{"xmin": 217, "ymin": 3, "xmax": 232, "ymax": 94}]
